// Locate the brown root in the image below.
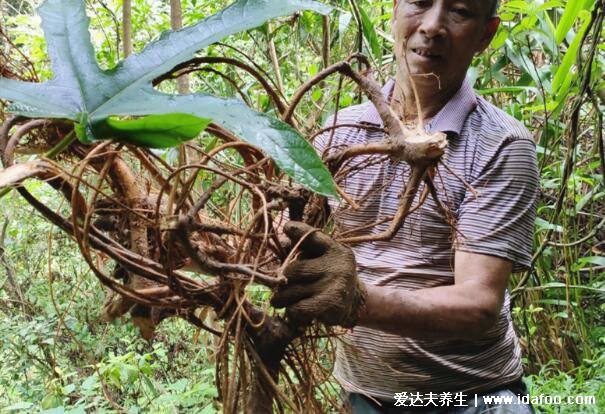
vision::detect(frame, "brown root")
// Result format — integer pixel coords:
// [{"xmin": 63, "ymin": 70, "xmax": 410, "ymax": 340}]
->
[{"xmin": 1, "ymin": 54, "xmax": 459, "ymax": 412}]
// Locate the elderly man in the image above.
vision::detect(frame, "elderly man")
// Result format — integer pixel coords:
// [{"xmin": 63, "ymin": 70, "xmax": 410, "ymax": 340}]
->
[{"xmin": 272, "ymin": 0, "xmax": 539, "ymax": 412}]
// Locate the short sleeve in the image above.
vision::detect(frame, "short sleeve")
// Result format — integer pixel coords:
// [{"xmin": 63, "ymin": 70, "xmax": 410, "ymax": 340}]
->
[{"xmin": 455, "ymin": 137, "xmax": 539, "ymax": 272}]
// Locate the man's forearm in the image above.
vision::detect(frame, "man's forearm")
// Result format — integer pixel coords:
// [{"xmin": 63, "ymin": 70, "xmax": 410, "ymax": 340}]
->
[{"xmin": 357, "ymin": 282, "xmax": 503, "ymax": 340}]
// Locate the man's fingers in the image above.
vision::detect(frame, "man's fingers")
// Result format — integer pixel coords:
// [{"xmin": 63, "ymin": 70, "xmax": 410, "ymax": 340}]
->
[
  {"xmin": 286, "ymin": 307, "xmax": 314, "ymax": 326},
  {"xmin": 286, "ymin": 296, "xmax": 332, "ymax": 325},
  {"xmin": 283, "ymin": 221, "xmax": 315, "ymax": 241},
  {"xmin": 270, "ymin": 281, "xmax": 319, "ymax": 308},
  {"xmin": 284, "ymin": 221, "xmax": 335, "ymax": 254},
  {"xmin": 282, "ymin": 257, "xmax": 328, "ymax": 282},
  {"xmin": 286, "ymin": 297, "xmax": 317, "ymax": 325}
]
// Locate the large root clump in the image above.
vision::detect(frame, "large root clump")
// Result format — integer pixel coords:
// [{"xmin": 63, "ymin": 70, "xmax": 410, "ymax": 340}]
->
[{"xmin": 0, "ymin": 55, "xmax": 448, "ymax": 413}]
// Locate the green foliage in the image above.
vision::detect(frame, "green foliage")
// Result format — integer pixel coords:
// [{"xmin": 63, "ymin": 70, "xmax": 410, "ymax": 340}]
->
[
  {"xmin": 96, "ymin": 113, "xmax": 212, "ymax": 148},
  {"xmin": 359, "ymin": 5, "xmax": 381, "ymax": 61},
  {"xmin": 475, "ymin": 3, "xmax": 605, "ymax": 410},
  {"xmin": 1, "ymin": 0, "xmax": 605, "ymax": 412},
  {"xmin": 526, "ymin": 351, "xmax": 605, "ymax": 413},
  {"xmin": 0, "ymin": 0, "xmax": 338, "ymax": 197},
  {"xmin": 0, "ymin": 182, "xmax": 221, "ymax": 413}
]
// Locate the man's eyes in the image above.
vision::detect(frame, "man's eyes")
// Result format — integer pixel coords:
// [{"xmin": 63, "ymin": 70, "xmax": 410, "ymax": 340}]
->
[
  {"xmin": 451, "ymin": 1, "xmax": 479, "ymax": 18},
  {"xmin": 407, "ymin": 1, "xmax": 476, "ymax": 18},
  {"xmin": 409, "ymin": 0, "xmax": 431, "ymax": 8},
  {"xmin": 452, "ymin": 7, "xmax": 472, "ymax": 17}
]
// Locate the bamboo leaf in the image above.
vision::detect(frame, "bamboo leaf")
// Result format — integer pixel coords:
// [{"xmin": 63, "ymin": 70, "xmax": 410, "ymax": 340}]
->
[
  {"xmin": 358, "ymin": 6, "xmax": 381, "ymax": 59},
  {"xmin": 477, "ymin": 86, "xmax": 539, "ymax": 95},
  {"xmin": 535, "ymin": 217, "xmax": 563, "ymax": 233},
  {"xmin": 552, "ymin": 10, "xmax": 592, "ymax": 96},
  {"xmin": 554, "ymin": 0, "xmax": 594, "ymax": 43},
  {"xmin": 577, "ymin": 256, "xmax": 605, "ymax": 267}
]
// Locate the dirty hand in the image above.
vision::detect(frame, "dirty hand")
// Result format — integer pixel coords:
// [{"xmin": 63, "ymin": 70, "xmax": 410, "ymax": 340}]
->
[{"xmin": 271, "ymin": 221, "xmax": 367, "ymax": 328}]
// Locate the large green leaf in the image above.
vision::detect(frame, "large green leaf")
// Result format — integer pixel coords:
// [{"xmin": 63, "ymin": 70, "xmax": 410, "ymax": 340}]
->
[
  {"xmin": 100, "ymin": 114, "xmax": 212, "ymax": 149},
  {"xmin": 97, "ymin": 88, "xmax": 334, "ymax": 194},
  {"xmin": 0, "ymin": 0, "xmax": 337, "ymax": 197}
]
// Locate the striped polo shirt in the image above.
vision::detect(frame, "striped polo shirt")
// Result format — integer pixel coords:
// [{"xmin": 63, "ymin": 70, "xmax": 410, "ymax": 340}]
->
[{"xmin": 315, "ymin": 78, "xmax": 539, "ymax": 399}]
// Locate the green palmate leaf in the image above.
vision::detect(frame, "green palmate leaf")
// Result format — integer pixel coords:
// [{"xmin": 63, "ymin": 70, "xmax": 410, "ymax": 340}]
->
[
  {"xmin": 0, "ymin": 0, "xmax": 338, "ymax": 197},
  {"xmin": 100, "ymin": 114, "xmax": 212, "ymax": 149},
  {"xmin": 0, "ymin": 0, "xmax": 331, "ymax": 119},
  {"xmin": 100, "ymin": 89, "xmax": 336, "ymax": 195}
]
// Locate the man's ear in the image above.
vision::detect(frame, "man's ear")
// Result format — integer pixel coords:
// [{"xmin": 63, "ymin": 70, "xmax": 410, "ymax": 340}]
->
[
  {"xmin": 393, "ymin": 0, "xmax": 398, "ymax": 22},
  {"xmin": 477, "ymin": 16, "xmax": 500, "ymax": 53}
]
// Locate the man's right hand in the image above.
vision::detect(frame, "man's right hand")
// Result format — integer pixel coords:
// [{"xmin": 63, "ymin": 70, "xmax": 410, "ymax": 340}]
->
[{"xmin": 270, "ymin": 221, "xmax": 367, "ymax": 328}]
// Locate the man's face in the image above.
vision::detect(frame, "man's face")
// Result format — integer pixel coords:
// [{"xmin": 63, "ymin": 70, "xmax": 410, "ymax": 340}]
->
[{"xmin": 392, "ymin": 0, "xmax": 499, "ymax": 91}]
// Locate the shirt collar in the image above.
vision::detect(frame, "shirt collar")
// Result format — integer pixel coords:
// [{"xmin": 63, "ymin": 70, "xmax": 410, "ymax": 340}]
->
[{"xmin": 358, "ymin": 77, "xmax": 477, "ymax": 138}]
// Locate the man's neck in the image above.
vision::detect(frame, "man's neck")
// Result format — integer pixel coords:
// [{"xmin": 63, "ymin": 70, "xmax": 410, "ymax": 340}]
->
[{"xmin": 390, "ymin": 72, "xmax": 463, "ymax": 125}]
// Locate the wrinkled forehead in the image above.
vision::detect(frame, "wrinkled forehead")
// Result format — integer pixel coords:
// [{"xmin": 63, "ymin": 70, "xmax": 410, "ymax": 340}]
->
[{"xmin": 394, "ymin": 0, "xmax": 499, "ymax": 17}]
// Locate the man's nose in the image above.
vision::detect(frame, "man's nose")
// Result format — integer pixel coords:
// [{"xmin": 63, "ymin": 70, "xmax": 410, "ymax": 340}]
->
[{"xmin": 418, "ymin": 6, "xmax": 447, "ymax": 38}]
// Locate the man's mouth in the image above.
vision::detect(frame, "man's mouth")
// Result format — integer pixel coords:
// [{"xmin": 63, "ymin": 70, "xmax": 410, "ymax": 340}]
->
[{"xmin": 411, "ymin": 48, "xmax": 441, "ymax": 59}]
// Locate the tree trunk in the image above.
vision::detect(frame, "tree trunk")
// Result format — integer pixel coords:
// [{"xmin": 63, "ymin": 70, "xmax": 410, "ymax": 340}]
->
[
  {"xmin": 267, "ymin": 22, "xmax": 284, "ymax": 95},
  {"xmin": 170, "ymin": 0, "xmax": 190, "ymax": 94},
  {"xmin": 122, "ymin": 0, "xmax": 132, "ymax": 58}
]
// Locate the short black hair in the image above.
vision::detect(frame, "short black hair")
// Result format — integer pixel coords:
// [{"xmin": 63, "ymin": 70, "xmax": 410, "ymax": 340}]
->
[
  {"xmin": 393, "ymin": 1, "xmax": 500, "ymax": 19},
  {"xmin": 394, "ymin": 1, "xmax": 500, "ymax": 17},
  {"xmin": 488, "ymin": 0, "xmax": 500, "ymax": 17}
]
